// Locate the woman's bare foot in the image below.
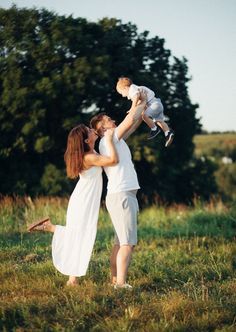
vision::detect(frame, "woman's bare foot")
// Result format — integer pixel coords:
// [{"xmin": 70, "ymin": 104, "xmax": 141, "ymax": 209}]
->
[
  {"xmin": 27, "ymin": 217, "xmax": 55, "ymax": 233},
  {"xmin": 66, "ymin": 277, "xmax": 78, "ymax": 287},
  {"xmin": 42, "ymin": 220, "xmax": 55, "ymax": 233}
]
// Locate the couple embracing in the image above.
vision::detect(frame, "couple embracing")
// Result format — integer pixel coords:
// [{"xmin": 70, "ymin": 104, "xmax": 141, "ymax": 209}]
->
[{"xmin": 28, "ymin": 93, "xmax": 147, "ymax": 289}]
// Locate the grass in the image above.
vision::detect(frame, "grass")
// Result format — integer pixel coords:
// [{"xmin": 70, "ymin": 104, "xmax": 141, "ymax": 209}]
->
[
  {"xmin": 194, "ymin": 133, "xmax": 236, "ymax": 159},
  {"xmin": 0, "ymin": 197, "xmax": 236, "ymax": 331}
]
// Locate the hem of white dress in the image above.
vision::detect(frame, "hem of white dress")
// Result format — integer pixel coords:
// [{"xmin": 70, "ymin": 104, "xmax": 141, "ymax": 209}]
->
[{"xmin": 52, "ymin": 261, "xmax": 87, "ymax": 277}]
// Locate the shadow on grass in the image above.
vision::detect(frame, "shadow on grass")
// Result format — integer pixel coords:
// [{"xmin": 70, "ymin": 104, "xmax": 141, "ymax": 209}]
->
[{"xmin": 0, "ymin": 232, "xmax": 51, "ymax": 249}]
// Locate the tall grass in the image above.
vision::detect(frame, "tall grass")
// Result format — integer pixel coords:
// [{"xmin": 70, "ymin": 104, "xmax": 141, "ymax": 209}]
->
[{"xmin": 0, "ymin": 197, "xmax": 235, "ymax": 331}]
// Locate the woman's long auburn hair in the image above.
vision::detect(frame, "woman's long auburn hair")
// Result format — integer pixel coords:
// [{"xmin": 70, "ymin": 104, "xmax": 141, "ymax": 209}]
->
[{"xmin": 64, "ymin": 124, "xmax": 90, "ymax": 179}]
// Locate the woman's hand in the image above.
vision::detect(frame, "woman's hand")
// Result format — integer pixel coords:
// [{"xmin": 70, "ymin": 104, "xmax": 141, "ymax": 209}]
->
[
  {"xmin": 84, "ymin": 127, "xmax": 118, "ymax": 167},
  {"xmin": 104, "ymin": 128, "xmax": 115, "ymax": 140}
]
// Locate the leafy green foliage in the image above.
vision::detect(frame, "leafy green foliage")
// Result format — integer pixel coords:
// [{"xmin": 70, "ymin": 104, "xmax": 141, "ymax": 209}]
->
[
  {"xmin": 215, "ymin": 164, "xmax": 236, "ymax": 201},
  {"xmin": 0, "ymin": 6, "xmax": 212, "ymax": 203},
  {"xmin": 194, "ymin": 133, "xmax": 236, "ymax": 201},
  {"xmin": 40, "ymin": 163, "xmax": 73, "ymax": 195}
]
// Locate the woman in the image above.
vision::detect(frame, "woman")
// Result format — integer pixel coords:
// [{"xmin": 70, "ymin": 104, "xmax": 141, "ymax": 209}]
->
[{"xmin": 27, "ymin": 124, "xmax": 118, "ymax": 286}]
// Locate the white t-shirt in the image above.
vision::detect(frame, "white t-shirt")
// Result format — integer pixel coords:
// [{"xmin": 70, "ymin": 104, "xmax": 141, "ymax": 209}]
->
[
  {"xmin": 128, "ymin": 84, "xmax": 156, "ymax": 104},
  {"xmin": 99, "ymin": 128, "xmax": 140, "ymax": 194}
]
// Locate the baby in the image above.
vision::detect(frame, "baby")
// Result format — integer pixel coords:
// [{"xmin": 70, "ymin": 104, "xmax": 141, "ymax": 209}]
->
[{"xmin": 116, "ymin": 77, "xmax": 174, "ymax": 147}]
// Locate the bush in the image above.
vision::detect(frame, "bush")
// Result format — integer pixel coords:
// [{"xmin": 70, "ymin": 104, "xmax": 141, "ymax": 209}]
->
[{"xmin": 40, "ymin": 164, "xmax": 73, "ymax": 195}]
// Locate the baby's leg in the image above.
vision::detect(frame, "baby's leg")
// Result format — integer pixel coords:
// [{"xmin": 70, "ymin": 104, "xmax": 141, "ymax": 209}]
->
[
  {"xmin": 143, "ymin": 113, "xmax": 161, "ymax": 140},
  {"xmin": 156, "ymin": 120, "xmax": 169, "ymax": 133},
  {"xmin": 156, "ymin": 120, "xmax": 174, "ymax": 147},
  {"xmin": 142, "ymin": 113, "xmax": 156, "ymax": 129},
  {"xmin": 148, "ymin": 100, "xmax": 174, "ymax": 146}
]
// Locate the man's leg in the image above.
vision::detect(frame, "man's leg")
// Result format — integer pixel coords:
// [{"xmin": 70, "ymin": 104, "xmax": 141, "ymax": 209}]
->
[
  {"xmin": 116, "ymin": 245, "xmax": 134, "ymax": 285},
  {"xmin": 106, "ymin": 191, "xmax": 138, "ymax": 287},
  {"xmin": 110, "ymin": 244, "xmax": 120, "ymax": 284}
]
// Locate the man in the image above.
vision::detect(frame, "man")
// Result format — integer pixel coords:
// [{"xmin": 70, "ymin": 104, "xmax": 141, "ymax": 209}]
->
[{"xmin": 90, "ymin": 93, "xmax": 146, "ymax": 289}]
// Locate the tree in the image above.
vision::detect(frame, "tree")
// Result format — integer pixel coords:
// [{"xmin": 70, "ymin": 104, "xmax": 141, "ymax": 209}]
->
[
  {"xmin": 0, "ymin": 6, "xmax": 215, "ymax": 203},
  {"xmin": 215, "ymin": 163, "xmax": 236, "ymax": 201}
]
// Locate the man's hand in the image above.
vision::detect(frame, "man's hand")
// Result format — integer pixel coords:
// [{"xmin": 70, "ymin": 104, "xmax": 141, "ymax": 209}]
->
[
  {"xmin": 129, "ymin": 91, "xmax": 147, "ymax": 120},
  {"xmin": 116, "ymin": 91, "xmax": 147, "ymax": 140}
]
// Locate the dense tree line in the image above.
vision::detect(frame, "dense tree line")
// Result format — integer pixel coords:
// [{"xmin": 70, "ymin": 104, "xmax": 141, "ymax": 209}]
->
[{"xmin": 0, "ymin": 6, "xmax": 217, "ymax": 203}]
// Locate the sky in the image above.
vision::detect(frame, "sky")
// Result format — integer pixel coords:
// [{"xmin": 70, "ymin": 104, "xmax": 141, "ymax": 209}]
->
[{"xmin": 1, "ymin": 0, "xmax": 236, "ymax": 132}]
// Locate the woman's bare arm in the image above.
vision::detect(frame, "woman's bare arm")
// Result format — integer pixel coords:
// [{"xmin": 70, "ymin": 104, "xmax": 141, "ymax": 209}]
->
[{"xmin": 84, "ymin": 129, "xmax": 119, "ymax": 167}]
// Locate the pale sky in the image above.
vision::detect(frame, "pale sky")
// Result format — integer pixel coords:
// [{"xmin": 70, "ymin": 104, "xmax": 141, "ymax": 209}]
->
[{"xmin": 1, "ymin": 0, "xmax": 236, "ymax": 132}]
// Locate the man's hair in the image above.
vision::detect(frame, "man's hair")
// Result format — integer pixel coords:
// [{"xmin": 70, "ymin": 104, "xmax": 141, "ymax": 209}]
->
[
  {"xmin": 116, "ymin": 77, "xmax": 133, "ymax": 91},
  {"xmin": 90, "ymin": 112, "xmax": 106, "ymax": 131}
]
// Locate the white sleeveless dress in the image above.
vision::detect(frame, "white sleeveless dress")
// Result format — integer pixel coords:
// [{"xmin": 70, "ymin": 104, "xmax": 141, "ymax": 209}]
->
[{"xmin": 52, "ymin": 166, "xmax": 103, "ymax": 276}]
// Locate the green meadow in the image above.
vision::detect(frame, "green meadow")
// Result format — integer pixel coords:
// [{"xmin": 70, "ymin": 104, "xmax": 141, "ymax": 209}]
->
[
  {"xmin": 194, "ymin": 133, "xmax": 236, "ymax": 159},
  {"xmin": 0, "ymin": 197, "xmax": 236, "ymax": 331}
]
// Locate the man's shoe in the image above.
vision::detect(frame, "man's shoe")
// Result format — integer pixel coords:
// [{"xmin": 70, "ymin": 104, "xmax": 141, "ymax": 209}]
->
[
  {"xmin": 113, "ymin": 283, "xmax": 133, "ymax": 290},
  {"xmin": 147, "ymin": 127, "xmax": 161, "ymax": 140},
  {"xmin": 165, "ymin": 130, "xmax": 174, "ymax": 147}
]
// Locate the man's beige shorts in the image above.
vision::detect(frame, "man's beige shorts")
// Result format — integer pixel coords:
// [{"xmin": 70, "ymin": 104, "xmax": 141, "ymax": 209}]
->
[{"xmin": 105, "ymin": 190, "xmax": 139, "ymax": 246}]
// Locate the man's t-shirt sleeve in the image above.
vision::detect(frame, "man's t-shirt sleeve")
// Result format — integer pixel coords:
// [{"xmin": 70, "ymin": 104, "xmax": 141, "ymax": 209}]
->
[{"xmin": 113, "ymin": 128, "xmax": 120, "ymax": 142}]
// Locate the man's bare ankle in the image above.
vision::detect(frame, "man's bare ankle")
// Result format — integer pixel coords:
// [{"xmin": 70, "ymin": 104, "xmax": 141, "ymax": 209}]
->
[
  {"xmin": 116, "ymin": 280, "xmax": 126, "ymax": 286},
  {"xmin": 111, "ymin": 277, "xmax": 117, "ymax": 284}
]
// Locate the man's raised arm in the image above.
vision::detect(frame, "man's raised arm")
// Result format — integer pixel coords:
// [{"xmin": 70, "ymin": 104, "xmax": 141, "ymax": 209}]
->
[{"xmin": 116, "ymin": 92, "xmax": 147, "ymax": 140}]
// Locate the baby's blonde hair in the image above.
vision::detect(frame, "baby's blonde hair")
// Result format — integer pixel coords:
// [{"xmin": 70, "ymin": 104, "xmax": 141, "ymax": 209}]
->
[{"xmin": 116, "ymin": 77, "xmax": 133, "ymax": 91}]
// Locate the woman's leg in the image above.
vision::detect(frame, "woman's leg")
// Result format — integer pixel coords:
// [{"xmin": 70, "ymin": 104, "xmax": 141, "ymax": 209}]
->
[
  {"xmin": 28, "ymin": 218, "xmax": 79, "ymax": 286},
  {"xmin": 43, "ymin": 220, "xmax": 56, "ymax": 233},
  {"xmin": 28, "ymin": 218, "xmax": 56, "ymax": 233},
  {"xmin": 67, "ymin": 276, "xmax": 78, "ymax": 286}
]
